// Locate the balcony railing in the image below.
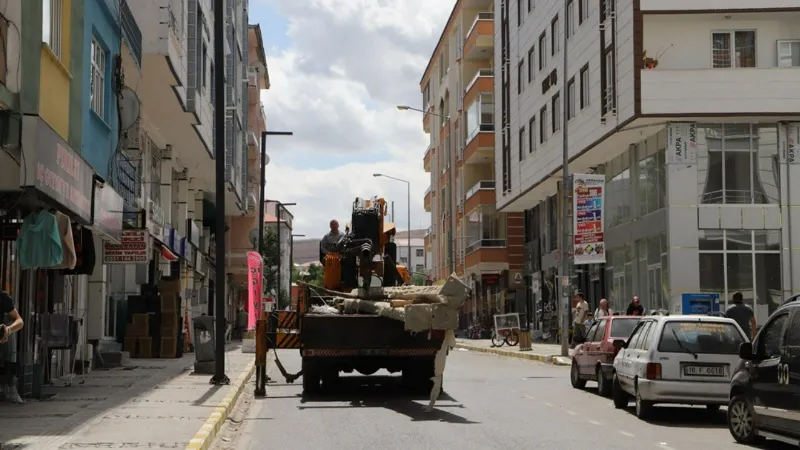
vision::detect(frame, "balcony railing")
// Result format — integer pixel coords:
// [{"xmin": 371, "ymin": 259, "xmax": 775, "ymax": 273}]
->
[
  {"xmin": 465, "ymin": 239, "xmax": 506, "ymax": 254},
  {"xmin": 465, "ymin": 180, "xmax": 496, "ymax": 199},
  {"xmin": 466, "ymin": 69, "xmax": 494, "ymax": 92},
  {"xmin": 120, "ymin": 0, "xmax": 142, "ymax": 68},
  {"xmin": 110, "ymin": 152, "xmax": 140, "ymax": 224},
  {"xmin": 467, "ymin": 123, "xmax": 495, "ymax": 144},
  {"xmin": 424, "ymin": 186, "xmax": 431, "ymax": 196},
  {"xmin": 466, "ymin": 12, "xmax": 494, "ymax": 39},
  {"xmin": 425, "ymin": 226, "xmax": 432, "ymax": 236}
]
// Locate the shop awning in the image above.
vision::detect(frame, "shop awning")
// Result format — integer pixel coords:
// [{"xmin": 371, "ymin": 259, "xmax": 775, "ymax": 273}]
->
[{"xmin": 161, "ymin": 246, "xmax": 178, "ymax": 262}]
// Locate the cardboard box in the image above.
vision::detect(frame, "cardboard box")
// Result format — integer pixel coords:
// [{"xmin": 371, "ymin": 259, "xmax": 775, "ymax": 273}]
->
[
  {"xmin": 159, "ymin": 279, "xmax": 181, "ymax": 294},
  {"xmin": 137, "ymin": 337, "xmax": 152, "ymax": 358},
  {"xmin": 160, "ymin": 293, "xmax": 178, "ymax": 313},
  {"xmin": 126, "ymin": 313, "xmax": 149, "ymax": 337},
  {"xmin": 123, "ymin": 336, "xmax": 137, "ymax": 353},
  {"xmin": 160, "ymin": 337, "xmax": 177, "ymax": 358},
  {"xmin": 160, "ymin": 325, "xmax": 178, "ymax": 340},
  {"xmin": 161, "ymin": 312, "xmax": 179, "ymax": 328}
]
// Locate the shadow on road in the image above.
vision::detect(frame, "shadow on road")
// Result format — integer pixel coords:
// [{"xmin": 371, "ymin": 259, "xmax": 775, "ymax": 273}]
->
[
  {"xmin": 619, "ymin": 405, "xmax": 728, "ymax": 429},
  {"xmin": 296, "ymin": 375, "xmax": 479, "ymax": 424}
]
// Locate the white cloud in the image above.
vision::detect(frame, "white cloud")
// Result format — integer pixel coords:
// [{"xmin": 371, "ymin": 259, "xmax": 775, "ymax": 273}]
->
[{"xmin": 257, "ymin": 0, "xmax": 453, "ymax": 237}]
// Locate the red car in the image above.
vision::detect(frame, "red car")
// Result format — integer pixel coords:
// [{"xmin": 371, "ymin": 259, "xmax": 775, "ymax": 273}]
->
[{"xmin": 570, "ymin": 316, "xmax": 641, "ymax": 396}]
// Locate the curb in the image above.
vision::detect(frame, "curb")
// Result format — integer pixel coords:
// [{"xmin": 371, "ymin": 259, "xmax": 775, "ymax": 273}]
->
[
  {"xmin": 454, "ymin": 343, "xmax": 572, "ymax": 366},
  {"xmin": 185, "ymin": 360, "xmax": 256, "ymax": 450}
]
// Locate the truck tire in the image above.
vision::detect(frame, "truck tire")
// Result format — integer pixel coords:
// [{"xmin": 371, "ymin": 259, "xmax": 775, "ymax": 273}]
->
[
  {"xmin": 402, "ymin": 359, "xmax": 435, "ymax": 393},
  {"xmin": 302, "ymin": 358, "xmax": 321, "ymax": 394}
]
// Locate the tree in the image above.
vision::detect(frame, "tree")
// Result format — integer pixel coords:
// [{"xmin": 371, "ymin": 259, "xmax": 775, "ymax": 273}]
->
[
  {"xmin": 293, "ymin": 262, "xmax": 324, "ymax": 287},
  {"xmin": 260, "ymin": 226, "xmax": 282, "ymax": 295},
  {"xmin": 412, "ymin": 273, "xmax": 425, "ymax": 286}
]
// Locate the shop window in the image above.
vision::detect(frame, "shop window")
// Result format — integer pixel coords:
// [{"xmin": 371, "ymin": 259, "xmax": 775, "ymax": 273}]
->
[
  {"xmin": 605, "ymin": 151, "xmax": 631, "ymax": 228},
  {"xmin": 636, "ymin": 131, "xmax": 666, "ymax": 217}
]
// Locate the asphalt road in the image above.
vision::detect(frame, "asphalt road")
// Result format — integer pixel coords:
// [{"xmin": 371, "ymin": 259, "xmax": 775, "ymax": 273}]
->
[{"xmin": 217, "ymin": 348, "xmax": 795, "ymax": 450}]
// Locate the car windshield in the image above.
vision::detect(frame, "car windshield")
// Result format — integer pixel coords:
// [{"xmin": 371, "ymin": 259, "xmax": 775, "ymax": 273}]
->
[
  {"xmin": 610, "ymin": 318, "xmax": 640, "ymax": 338},
  {"xmin": 658, "ymin": 321, "xmax": 744, "ymax": 355}
]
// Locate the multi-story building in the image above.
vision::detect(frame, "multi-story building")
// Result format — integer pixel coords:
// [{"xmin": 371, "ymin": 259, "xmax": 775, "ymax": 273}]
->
[
  {"xmin": 420, "ymin": 0, "xmax": 526, "ymax": 326},
  {"xmin": 394, "ymin": 238, "xmax": 428, "ymax": 278},
  {"xmin": 497, "ymin": 0, "xmax": 800, "ymax": 329}
]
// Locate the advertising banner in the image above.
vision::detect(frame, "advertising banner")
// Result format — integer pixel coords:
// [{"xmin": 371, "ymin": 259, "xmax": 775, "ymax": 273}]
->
[
  {"xmin": 572, "ymin": 173, "xmax": 606, "ymax": 265},
  {"xmin": 788, "ymin": 122, "xmax": 799, "ymax": 164},
  {"xmin": 103, "ymin": 230, "xmax": 149, "ymax": 263},
  {"xmin": 666, "ymin": 122, "xmax": 698, "ymax": 164},
  {"xmin": 247, "ymin": 251, "xmax": 263, "ymax": 331}
]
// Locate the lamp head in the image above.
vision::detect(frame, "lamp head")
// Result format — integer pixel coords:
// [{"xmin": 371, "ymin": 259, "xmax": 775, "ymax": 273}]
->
[
  {"xmin": 373, "ymin": 173, "xmax": 382, "ymax": 177},
  {"xmin": 396, "ymin": 105, "xmax": 410, "ymax": 111}
]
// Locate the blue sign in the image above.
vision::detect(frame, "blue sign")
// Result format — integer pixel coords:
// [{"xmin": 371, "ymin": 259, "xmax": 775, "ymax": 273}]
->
[
  {"xmin": 165, "ymin": 225, "xmax": 175, "ymax": 250},
  {"xmin": 681, "ymin": 293, "xmax": 721, "ymax": 315}
]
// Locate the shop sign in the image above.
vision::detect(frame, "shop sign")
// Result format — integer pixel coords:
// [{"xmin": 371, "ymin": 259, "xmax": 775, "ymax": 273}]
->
[
  {"xmin": 572, "ymin": 173, "xmax": 606, "ymax": 265},
  {"xmin": 481, "ymin": 273, "xmax": 501, "ymax": 286},
  {"xmin": 165, "ymin": 225, "xmax": 175, "ymax": 250},
  {"xmin": 148, "ymin": 199, "xmax": 165, "ymax": 241},
  {"xmin": 195, "ymin": 251, "xmax": 205, "ymax": 276},
  {"xmin": 666, "ymin": 122, "xmax": 698, "ymax": 165},
  {"xmin": 21, "ymin": 116, "xmax": 94, "ymax": 223},
  {"xmin": 103, "ymin": 230, "xmax": 149, "ymax": 263},
  {"xmin": 91, "ymin": 182, "xmax": 124, "ymax": 244},
  {"xmin": 507, "ymin": 269, "xmax": 525, "ymax": 290},
  {"xmin": 178, "ymin": 236, "xmax": 186, "ymax": 258},
  {"xmin": 788, "ymin": 122, "xmax": 800, "ymax": 164}
]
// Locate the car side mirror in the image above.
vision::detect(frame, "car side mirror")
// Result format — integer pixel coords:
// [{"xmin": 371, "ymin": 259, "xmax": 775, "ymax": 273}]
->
[
  {"xmin": 612, "ymin": 339, "xmax": 626, "ymax": 349},
  {"xmin": 738, "ymin": 342, "xmax": 755, "ymax": 360}
]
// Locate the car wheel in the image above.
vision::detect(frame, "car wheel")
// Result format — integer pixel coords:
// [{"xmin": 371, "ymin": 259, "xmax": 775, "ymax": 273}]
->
[
  {"xmin": 570, "ymin": 360, "xmax": 587, "ymax": 389},
  {"xmin": 706, "ymin": 404, "xmax": 721, "ymax": 412},
  {"xmin": 635, "ymin": 390, "xmax": 654, "ymax": 420},
  {"xmin": 728, "ymin": 395, "xmax": 763, "ymax": 445},
  {"xmin": 596, "ymin": 367, "xmax": 611, "ymax": 397},
  {"xmin": 612, "ymin": 374, "xmax": 628, "ymax": 409}
]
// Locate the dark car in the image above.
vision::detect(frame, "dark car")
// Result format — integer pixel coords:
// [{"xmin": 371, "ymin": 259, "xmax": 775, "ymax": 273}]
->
[
  {"xmin": 570, "ymin": 315, "xmax": 642, "ymax": 396},
  {"xmin": 728, "ymin": 296, "xmax": 800, "ymax": 446}
]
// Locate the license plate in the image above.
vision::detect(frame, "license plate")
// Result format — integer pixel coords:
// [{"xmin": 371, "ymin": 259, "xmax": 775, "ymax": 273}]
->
[{"xmin": 683, "ymin": 365, "xmax": 725, "ymax": 377}]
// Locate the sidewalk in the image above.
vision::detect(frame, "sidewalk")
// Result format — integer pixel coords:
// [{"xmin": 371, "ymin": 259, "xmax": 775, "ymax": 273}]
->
[
  {"xmin": 0, "ymin": 344, "xmax": 256, "ymax": 450},
  {"xmin": 455, "ymin": 339, "xmax": 573, "ymax": 366}
]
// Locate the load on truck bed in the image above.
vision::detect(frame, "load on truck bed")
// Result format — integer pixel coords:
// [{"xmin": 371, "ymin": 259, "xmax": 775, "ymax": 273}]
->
[{"xmin": 299, "ymin": 196, "xmax": 468, "ymax": 410}]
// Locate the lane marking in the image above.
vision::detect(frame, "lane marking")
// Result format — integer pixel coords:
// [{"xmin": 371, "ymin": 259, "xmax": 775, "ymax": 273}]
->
[
  {"xmin": 543, "ymin": 402, "xmax": 554, "ymax": 407},
  {"xmin": 565, "ymin": 409, "xmax": 577, "ymax": 416},
  {"xmin": 588, "ymin": 420, "xmax": 602, "ymax": 425},
  {"xmin": 523, "ymin": 395, "xmax": 536, "ymax": 400},
  {"xmin": 657, "ymin": 443, "xmax": 675, "ymax": 450},
  {"xmin": 619, "ymin": 431, "xmax": 635, "ymax": 437}
]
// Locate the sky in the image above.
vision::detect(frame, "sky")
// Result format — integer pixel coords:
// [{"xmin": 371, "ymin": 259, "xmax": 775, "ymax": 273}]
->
[{"xmin": 250, "ymin": 0, "xmax": 454, "ymax": 238}]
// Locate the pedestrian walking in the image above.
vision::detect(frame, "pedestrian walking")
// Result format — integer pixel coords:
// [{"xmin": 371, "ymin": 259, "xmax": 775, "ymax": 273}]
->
[
  {"xmin": 726, "ymin": 292, "xmax": 757, "ymax": 340},
  {"xmin": 572, "ymin": 293, "xmax": 589, "ymax": 345}
]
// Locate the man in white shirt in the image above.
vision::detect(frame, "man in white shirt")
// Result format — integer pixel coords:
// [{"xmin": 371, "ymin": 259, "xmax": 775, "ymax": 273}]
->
[
  {"xmin": 572, "ymin": 293, "xmax": 589, "ymax": 344},
  {"xmin": 595, "ymin": 298, "xmax": 612, "ymax": 318}
]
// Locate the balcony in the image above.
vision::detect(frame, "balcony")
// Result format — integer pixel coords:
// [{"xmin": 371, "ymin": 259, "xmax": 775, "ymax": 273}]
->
[
  {"xmin": 640, "ymin": 0, "xmax": 794, "ymax": 12},
  {"xmin": 463, "ymin": 129, "xmax": 495, "ymax": 165},
  {"xmin": 464, "ymin": 13, "xmax": 493, "ymax": 61},
  {"xmin": 439, "ymin": 117, "xmax": 451, "ymax": 138},
  {"xmin": 439, "ymin": 166, "xmax": 450, "ymax": 188},
  {"xmin": 464, "ymin": 69, "xmax": 493, "ymax": 108},
  {"xmin": 424, "ymin": 226, "xmax": 433, "ymax": 249},
  {"xmin": 423, "ymin": 105, "xmax": 433, "ymax": 134},
  {"xmin": 120, "ymin": 0, "xmax": 143, "ymax": 69},
  {"xmin": 424, "ymin": 187, "xmax": 432, "ymax": 212},
  {"xmin": 464, "ymin": 239, "xmax": 507, "ymax": 269},
  {"xmin": 640, "ymin": 68, "xmax": 800, "ymax": 116},
  {"xmin": 464, "ymin": 180, "xmax": 496, "ymax": 213},
  {"xmin": 423, "ymin": 145, "xmax": 433, "ymax": 172}
]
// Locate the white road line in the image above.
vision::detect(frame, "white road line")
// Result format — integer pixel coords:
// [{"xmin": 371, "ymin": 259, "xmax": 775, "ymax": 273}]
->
[
  {"xmin": 618, "ymin": 431, "xmax": 635, "ymax": 437},
  {"xmin": 543, "ymin": 402, "xmax": 555, "ymax": 407},
  {"xmin": 588, "ymin": 420, "xmax": 602, "ymax": 426},
  {"xmin": 565, "ymin": 410, "xmax": 577, "ymax": 416},
  {"xmin": 657, "ymin": 443, "xmax": 675, "ymax": 450},
  {"xmin": 523, "ymin": 395, "xmax": 536, "ymax": 400}
]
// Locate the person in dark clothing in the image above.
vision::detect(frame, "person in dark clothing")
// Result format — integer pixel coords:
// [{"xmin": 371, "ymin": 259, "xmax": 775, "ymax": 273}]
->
[
  {"xmin": 0, "ymin": 290, "xmax": 24, "ymax": 344},
  {"xmin": 626, "ymin": 295, "xmax": 645, "ymax": 316},
  {"xmin": 726, "ymin": 292, "xmax": 756, "ymax": 340}
]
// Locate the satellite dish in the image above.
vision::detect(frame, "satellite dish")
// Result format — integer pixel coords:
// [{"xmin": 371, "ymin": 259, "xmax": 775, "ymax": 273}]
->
[{"xmin": 119, "ymin": 87, "xmax": 141, "ymax": 131}]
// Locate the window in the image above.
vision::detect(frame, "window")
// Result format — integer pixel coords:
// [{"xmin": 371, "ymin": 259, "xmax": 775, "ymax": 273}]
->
[
  {"xmin": 602, "ymin": 47, "xmax": 616, "ymax": 115},
  {"xmin": 567, "ymin": 77, "xmax": 576, "ymax": 119},
  {"xmin": 415, "ymin": 264, "xmax": 424, "ymax": 274},
  {"xmin": 551, "ymin": 92, "xmax": 561, "ymax": 133},
  {"xmin": 400, "ymin": 257, "xmax": 408, "ymax": 265},
  {"xmin": 518, "ymin": 0, "xmax": 522, "ymax": 26},
  {"xmin": 757, "ymin": 313, "xmax": 788, "ymax": 357},
  {"xmin": 610, "ymin": 318, "xmax": 640, "ymax": 338},
  {"xmin": 698, "ymin": 229, "xmax": 782, "ymax": 322},
  {"xmin": 566, "ymin": 0, "xmax": 575, "ymax": 38},
  {"xmin": 42, "ymin": 0, "xmax": 63, "ymax": 59},
  {"xmin": 539, "ymin": 106, "xmax": 548, "ymax": 144},
  {"xmin": 519, "ymin": 127, "xmax": 526, "ymax": 161},
  {"xmin": 658, "ymin": 321, "xmax": 745, "ymax": 355},
  {"xmin": 527, "ymin": 45, "xmax": 535, "ymax": 82},
  {"xmin": 579, "ymin": 64, "xmax": 589, "ymax": 109},
  {"xmin": 415, "ymin": 249, "xmax": 424, "ymax": 258},
  {"xmin": 777, "ymin": 40, "xmax": 800, "ymax": 67},
  {"xmin": 697, "ymin": 124, "xmax": 779, "ymax": 205},
  {"xmin": 528, "ymin": 116, "xmax": 536, "ymax": 153},
  {"xmin": 786, "ymin": 311, "xmax": 800, "ymax": 346},
  {"xmin": 538, "ymin": 32, "xmax": 547, "ymax": 70},
  {"xmin": 89, "ymin": 39, "xmax": 106, "ymax": 118},
  {"xmin": 585, "ymin": 322, "xmax": 599, "ymax": 342},
  {"xmin": 551, "ymin": 16, "xmax": 560, "ymax": 55},
  {"xmin": 627, "ymin": 322, "xmax": 646, "ymax": 349},
  {"xmin": 579, "ymin": 0, "xmax": 589, "ymax": 24},
  {"xmin": 712, "ymin": 31, "xmax": 756, "ymax": 68},
  {"xmin": 637, "ymin": 322, "xmax": 655, "ymax": 350},
  {"xmin": 518, "ymin": 60, "xmax": 524, "ymax": 94},
  {"xmin": 594, "ymin": 319, "xmax": 607, "ymax": 342},
  {"xmin": 636, "ymin": 131, "xmax": 667, "ymax": 216},
  {"xmin": 202, "ymin": 44, "xmax": 208, "ymax": 89},
  {"xmin": 528, "ymin": 0, "xmax": 533, "ymax": 13}
]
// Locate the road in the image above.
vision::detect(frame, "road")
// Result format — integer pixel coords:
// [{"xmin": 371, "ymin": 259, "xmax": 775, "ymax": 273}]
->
[{"xmin": 214, "ymin": 348, "xmax": 794, "ymax": 450}]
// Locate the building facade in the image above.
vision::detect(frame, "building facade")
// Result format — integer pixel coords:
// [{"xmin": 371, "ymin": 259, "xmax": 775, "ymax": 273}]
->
[
  {"xmin": 496, "ymin": 0, "xmax": 800, "ymax": 331},
  {"xmin": 395, "ymin": 238, "xmax": 428, "ymax": 277},
  {"xmin": 420, "ymin": 0, "xmax": 527, "ymax": 327}
]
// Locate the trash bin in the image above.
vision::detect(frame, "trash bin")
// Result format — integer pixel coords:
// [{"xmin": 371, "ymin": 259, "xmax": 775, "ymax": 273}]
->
[{"xmin": 193, "ymin": 316, "xmax": 216, "ymax": 372}]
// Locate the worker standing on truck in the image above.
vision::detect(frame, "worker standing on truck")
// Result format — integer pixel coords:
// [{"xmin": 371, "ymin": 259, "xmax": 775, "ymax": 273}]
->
[{"xmin": 319, "ymin": 219, "xmax": 344, "ymax": 262}]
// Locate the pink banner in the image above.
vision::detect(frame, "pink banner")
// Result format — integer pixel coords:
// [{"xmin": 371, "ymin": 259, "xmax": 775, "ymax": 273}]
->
[{"xmin": 247, "ymin": 251, "xmax": 263, "ymax": 331}]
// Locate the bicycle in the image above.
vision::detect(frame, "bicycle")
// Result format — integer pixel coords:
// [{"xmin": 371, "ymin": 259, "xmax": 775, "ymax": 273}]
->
[{"xmin": 491, "ymin": 328, "xmax": 519, "ymax": 347}]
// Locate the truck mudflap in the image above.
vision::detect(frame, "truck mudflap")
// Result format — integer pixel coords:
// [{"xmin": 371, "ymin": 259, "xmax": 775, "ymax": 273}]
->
[{"xmin": 302, "ymin": 348, "xmax": 439, "ymax": 357}]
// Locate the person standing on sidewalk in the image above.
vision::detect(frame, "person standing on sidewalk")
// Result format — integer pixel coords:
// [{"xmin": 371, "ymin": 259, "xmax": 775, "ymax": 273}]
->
[
  {"xmin": 572, "ymin": 293, "xmax": 589, "ymax": 345},
  {"xmin": 726, "ymin": 292, "xmax": 757, "ymax": 340},
  {"xmin": 594, "ymin": 298, "xmax": 612, "ymax": 318},
  {"xmin": 1, "ymin": 289, "xmax": 24, "ymax": 404},
  {"xmin": 0, "ymin": 290, "xmax": 24, "ymax": 344},
  {"xmin": 626, "ymin": 295, "xmax": 645, "ymax": 316}
]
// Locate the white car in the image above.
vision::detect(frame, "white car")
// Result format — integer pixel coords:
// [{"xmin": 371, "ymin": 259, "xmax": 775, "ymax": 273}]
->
[{"xmin": 611, "ymin": 315, "xmax": 747, "ymax": 420}]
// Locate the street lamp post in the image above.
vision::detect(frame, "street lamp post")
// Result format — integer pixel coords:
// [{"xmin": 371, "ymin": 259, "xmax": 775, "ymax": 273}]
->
[
  {"xmin": 558, "ymin": 0, "xmax": 571, "ymax": 357},
  {"xmin": 373, "ymin": 173, "xmax": 411, "ymax": 273},
  {"xmin": 257, "ymin": 131, "xmax": 293, "ymax": 257},
  {"xmin": 264, "ymin": 200, "xmax": 296, "ymax": 309}
]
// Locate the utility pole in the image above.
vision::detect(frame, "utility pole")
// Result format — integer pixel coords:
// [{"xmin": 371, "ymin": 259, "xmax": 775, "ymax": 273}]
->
[
  {"xmin": 211, "ymin": 0, "xmax": 228, "ymax": 385},
  {"xmin": 558, "ymin": 0, "xmax": 571, "ymax": 357},
  {"xmin": 257, "ymin": 131, "xmax": 292, "ymax": 257}
]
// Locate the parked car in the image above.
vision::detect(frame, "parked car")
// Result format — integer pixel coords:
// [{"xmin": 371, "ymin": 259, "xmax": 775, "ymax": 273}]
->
[
  {"xmin": 570, "ymin": 316, "xmax": 642, "ymax": 396},
  {"xmin": 611, "ymin": 315, "xmax": 747, "ymax": 420},
  {"xmin": 727, "ymin": 296, "xmax": 800, "ymax": 446}
]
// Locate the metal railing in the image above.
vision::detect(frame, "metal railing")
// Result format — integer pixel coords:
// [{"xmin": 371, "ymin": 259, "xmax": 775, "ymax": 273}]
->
[
  {"xmin": 466, "ymin": 123, "xmax": 495, "ymax": 144},
  {"xmin": 700, "ymin": 189, "xmax": 777, "ymax": 205},
  {"xmin": 466, "ymin": 69, "xmax": 494, "ymax": 93},
  {"xmin": 466, "ymin": 12, "xmax": 494, "ymax": 40},
  {"xmin": 465, "ymin": 180, "xmax": 496, "ymax": 199},
  {"xmin": 465, "ymin": 239, "xmax": 506, "ymax": 254}
]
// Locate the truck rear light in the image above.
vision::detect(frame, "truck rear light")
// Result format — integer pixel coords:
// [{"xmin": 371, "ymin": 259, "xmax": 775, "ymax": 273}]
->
[{"xmin": 646, "ymin": 363, "xmax": 662, "ymax": 380}]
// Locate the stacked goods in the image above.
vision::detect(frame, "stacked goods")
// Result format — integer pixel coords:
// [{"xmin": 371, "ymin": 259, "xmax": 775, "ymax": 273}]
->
[
  {"xmin": 123, "ymin": 313, "xmax": 152, "ymax": 358},
  {"xmin": 158, "ymin": 280, "xmax": 181, "ymax": 358}
]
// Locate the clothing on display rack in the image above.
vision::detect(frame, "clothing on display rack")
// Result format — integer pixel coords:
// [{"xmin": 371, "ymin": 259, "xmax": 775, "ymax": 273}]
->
[
  {"xmin": 52, "ymin": 212, "xmax": 76, "ymax": 270},
  {"xmin": 18, "ymin": 210, "xmax": 62, "ymax": 269},
  {"xmin": 62, "ymin": 225, "xmax": 94, "ymax": 275}
]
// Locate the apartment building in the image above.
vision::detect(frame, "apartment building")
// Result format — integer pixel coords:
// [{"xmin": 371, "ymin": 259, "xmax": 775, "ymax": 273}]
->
[
  {"xmin": 496, "ymin": 0, "xmax": 800, "ymax": 330},
  {"xmin": 420, "ymin": 0, "xmax": 525, "ymax": 326}
]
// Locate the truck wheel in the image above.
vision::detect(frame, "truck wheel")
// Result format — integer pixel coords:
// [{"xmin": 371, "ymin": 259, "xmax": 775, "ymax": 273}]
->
[{"xmin": 302, "ymin": 359, "xmax": 321, "ymax": 394}]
